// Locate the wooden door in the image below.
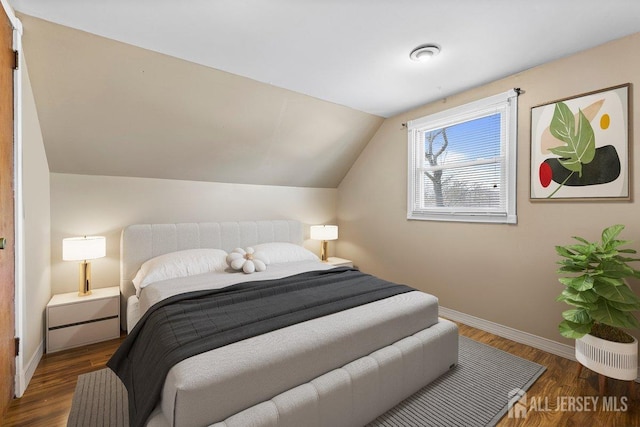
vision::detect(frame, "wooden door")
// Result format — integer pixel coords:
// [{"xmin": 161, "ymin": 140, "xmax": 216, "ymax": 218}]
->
[{"xmin": 0, "ymin": 5, "xmax": 14, "ymax": 418}]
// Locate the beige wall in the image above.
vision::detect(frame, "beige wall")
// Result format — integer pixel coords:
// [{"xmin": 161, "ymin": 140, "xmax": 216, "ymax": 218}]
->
[
  {"xmin": 50, "ymin": 173, "xmax": 337, "ymax": 295},
  {"xmin": 21, "ymin": 54, "xmax": 51, "ymax": 371},
  {"xmin": 337, "ymin": 32, "xmax": 640, "ymax": 347},
  {"xmin": 20, "ymin": 14, "xmax": 383, "ymax": 189}
]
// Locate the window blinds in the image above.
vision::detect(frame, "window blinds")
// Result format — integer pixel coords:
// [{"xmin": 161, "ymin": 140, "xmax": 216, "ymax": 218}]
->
[{"xmin": 407, "ymin": 89, "xmax": 518, "ymax": 223}]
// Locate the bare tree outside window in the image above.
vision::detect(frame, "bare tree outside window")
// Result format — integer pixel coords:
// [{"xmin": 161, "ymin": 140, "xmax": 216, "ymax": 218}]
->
[
  {"xmin": 422, "ymin": 116, "xmax": 502, "ymax": 209},
  {"xmin": 424, "ymin": 128, "xmax": 449, "ymax": 207}
]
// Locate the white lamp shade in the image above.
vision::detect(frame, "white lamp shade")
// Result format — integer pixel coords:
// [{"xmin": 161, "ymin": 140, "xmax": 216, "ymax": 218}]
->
[
  {"xmin": 310, "ymin": 225, "xmax": 338, "ymax": 241},
  {"xmin": 63, "ymin": 236, "xmax": 106, "ymax": 261}
]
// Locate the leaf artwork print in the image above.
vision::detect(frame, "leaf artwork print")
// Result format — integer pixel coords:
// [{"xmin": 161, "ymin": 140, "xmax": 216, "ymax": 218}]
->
[
  {"xmin": 546, "ymin": 102, "xmax": 596, "ymax": 197},
  {"xmin": 531, "ymin": 84, "xmax": 628, "ymax": 200}
]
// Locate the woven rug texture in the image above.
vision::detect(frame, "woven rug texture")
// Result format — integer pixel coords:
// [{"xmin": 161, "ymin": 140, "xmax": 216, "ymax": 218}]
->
[
  {"xmin": 367, "ymin": 336, "xmax": 545, "ymax": 426},
  {"xmin": 68, "ymin": 366, "xmax": 129, "ymax": 427}
]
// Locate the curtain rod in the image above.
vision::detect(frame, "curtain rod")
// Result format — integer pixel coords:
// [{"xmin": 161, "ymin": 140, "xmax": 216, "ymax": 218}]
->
[{"xmin": 401, "ymin": 87, "xmax": 523, "ymax": 128}]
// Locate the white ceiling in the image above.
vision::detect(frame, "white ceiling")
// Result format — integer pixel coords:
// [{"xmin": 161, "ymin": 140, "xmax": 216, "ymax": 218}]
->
[
  {"xmin": 11, "ymin": 1, "xmax": 640, "ymax": 189},
  {"xmin": 12, "ymin": 0, "xmax": 640, "ymax": 118}
]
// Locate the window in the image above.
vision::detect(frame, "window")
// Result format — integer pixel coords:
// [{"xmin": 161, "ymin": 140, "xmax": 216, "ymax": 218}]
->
[{"xmin": 407, "ymin": 89, "xmax": 519, "ymax": 223}]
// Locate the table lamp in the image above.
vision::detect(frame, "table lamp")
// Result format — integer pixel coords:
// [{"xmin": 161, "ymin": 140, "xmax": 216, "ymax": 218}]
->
[
  {"xmin": 310, "ymin": 225, "xmax": 338, "ymax": 261},
  {"xmin": 63, "ymin": 236, "xmax": 106, "ymax": 296}
]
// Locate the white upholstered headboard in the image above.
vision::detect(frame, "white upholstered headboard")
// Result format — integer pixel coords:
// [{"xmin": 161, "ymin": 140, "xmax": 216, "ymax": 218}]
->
[{"xmin": 119, "ymin": 220, "xmax": 303, "ymax": 330}]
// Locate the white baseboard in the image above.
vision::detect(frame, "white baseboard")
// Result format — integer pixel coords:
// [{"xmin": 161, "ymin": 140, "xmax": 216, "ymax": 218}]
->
[
  {"xmin": 15, "ymin": 340, "xmax": 43, "ymax": 398},
  {"xmin": 439, "ymin": 306, "xmax": 640, "ymax": 382},
  {"xmin": 440, "ymin": 306, "xmax": 575, "ymax": 361}
]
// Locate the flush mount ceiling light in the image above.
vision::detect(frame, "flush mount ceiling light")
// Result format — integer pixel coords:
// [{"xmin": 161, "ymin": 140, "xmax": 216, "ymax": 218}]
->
[{"xmin": 409, "ymin": 44, "xmax": 441, "ymax": 62}]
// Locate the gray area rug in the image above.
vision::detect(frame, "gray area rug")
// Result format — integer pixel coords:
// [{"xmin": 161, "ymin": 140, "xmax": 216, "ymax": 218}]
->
[
  {"xmin": 68, "ymin": 367, "xmax": 129, "ymax": 427},
  {"xmin": 367, "ymin": 336, "xmax": 546, "ymax": 426},
  {"xmin": 68, "ymin": 336, "xmax": 545, "ymax": 427}
]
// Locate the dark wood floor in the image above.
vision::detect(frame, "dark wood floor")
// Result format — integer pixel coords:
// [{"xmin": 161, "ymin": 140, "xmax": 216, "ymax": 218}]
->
[
  {"xmin": 460, "ymin": 324, "xmax": 639, "ymax": 427},
  {"xmin": 5, "ymin": 333, "xmax": 127, "ymax": 427},
  {"xmin": 5, "ymin": 322, "xmax": 639, "ymax": 426}
]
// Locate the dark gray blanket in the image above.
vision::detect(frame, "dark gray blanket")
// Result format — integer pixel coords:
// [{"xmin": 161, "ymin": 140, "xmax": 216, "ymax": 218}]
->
[{"xmin": 107, "ymin": 267, "xmax": 414, "ymax": 427}]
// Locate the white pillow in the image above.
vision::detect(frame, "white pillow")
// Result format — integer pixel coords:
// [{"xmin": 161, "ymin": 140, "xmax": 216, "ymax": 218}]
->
[
  {"xmin": 133, "ymin": 248, "xmax": 229, "ymax": 293},
  {"xmin": 251, "ymin": 242, "xmax": 319, "ymax": 264}
]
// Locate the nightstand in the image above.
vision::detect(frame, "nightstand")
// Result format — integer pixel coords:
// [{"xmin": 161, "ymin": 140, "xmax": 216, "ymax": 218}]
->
[
  {"xmin": 324, "ymin": 257, "xmax": 354, "ymax": 268},
  {"xmin": 46, "ymin": 286, "xmax": 120, "ymax": 353}
]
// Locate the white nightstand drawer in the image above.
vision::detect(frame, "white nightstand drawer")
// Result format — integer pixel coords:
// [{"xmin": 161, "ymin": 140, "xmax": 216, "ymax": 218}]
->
[
  {"xmin": 47, "ymin": 317, "xmax": 120, "ymax": 353},
  {"xmin": 46, "ymin": 286, "xmax": 120, "ymax": 353},
  {"xmin": 48, "ymin": 296, "xmax": 119, "ymax": 328}
]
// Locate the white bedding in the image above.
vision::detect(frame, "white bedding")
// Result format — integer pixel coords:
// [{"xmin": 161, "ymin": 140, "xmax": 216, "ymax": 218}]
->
[
  {"xmin": 128, "ymin": 260, "xmax": 334, "ymax": 333},
  {"xmin": 138, "ymin": 260, "xmax": 334, "ymax": 321},
  {"xmin": 153, "ymin": 290, "xmax": 438, "ymax": 426},
  {"xmin": 129, "ymin": 261, "xmax": 441, "ymax": 427}
]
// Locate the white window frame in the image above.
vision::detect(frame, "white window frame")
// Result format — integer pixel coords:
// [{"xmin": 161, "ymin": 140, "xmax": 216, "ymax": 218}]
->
[{"xmin": 407, "ymin": 89, "xmax": 518, "ymax": 224}]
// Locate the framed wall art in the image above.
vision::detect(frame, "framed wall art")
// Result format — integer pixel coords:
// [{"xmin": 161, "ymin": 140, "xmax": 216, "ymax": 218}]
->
[{"xmin": 530, "ymin": 83, "xmax": 630, "ymax": 201}]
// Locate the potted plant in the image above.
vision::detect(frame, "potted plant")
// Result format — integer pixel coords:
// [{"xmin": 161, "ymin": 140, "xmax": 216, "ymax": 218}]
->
[{"xmin": 556, "ymin": 224, "xmax": 640, "ymax": 382}]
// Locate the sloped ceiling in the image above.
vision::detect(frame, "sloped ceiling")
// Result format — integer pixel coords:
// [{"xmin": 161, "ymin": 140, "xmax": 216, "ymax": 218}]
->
[
  {"xmin": 20, "ymin": 15, "xmax": 383, "ymax": 188},
  {"xmin": 14, "ymin": 1, "xmax": 640, "ymax": 188}
]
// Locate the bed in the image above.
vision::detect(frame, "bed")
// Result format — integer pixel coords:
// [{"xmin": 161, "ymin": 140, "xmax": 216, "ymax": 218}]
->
[{"xmin": 110, "ymin": 220, "xmax": 459, "ymax": 427}]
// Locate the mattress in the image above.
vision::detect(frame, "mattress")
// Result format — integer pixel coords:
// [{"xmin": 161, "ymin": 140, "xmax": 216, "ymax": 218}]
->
[{"xmin": 126, "ymin": 262, "xmax": 441, "ymax": 426}]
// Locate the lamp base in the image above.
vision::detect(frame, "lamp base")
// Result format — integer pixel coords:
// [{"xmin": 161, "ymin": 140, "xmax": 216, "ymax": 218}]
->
[
  {"xmin": 320, "ymin": 240, "xmax": 328, "ymax": 262},
  {"xmin": 78, "ymin": 261, "xmax": 92, "ymax": 296}
]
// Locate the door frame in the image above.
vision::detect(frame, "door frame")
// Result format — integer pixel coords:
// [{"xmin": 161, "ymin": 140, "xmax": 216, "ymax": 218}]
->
[{"xmin": 0, "ymin": 0, "xmax": 25, "ymax": 398}]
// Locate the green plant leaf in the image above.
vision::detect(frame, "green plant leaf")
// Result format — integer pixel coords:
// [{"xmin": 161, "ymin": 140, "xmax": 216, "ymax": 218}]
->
[
  {"xmin": 559, "ymin": 275, "xmax": 594, "ymax": 291},
  {"xmin": 559, "ymin": 319, "xmax": 592, "ymax": 339},
  {"xmin": 593, "ymin": 276, "xmax": 624, "ymax": 287},
  {"xmin": 608, "ymin": 240, "xmax": 634, "ymax": 251},
  {"xmin": 556, "ymin": 293, "xmax": 586, "ymax": 308},
  {"xmin": 558, "ymin": 260, "xmax": 590, "ymax": 270},
  {"xmin": 616, "ymin": 255, "xmax": 640, "ymax": 263},
  {"xmin": 566, "ymin": 243, "xmax": 594, "ymax": 255},
  {"xmin": 598, "ymin": 251, "xmax": 619, "ymax": 260},
  {"xmin": 618, "ymin": 248, "xmax": 638, "ymax": 254},
  {"xmin": 556, "ymin": 224, "xmax": 640, "ymax": 335},
  {"xmin": 590, "ymin": 301, "xmax": 640, "ymax": 329},
  {"xmin": 557, "ymin": 266, "xmax": 587, "ymax": 274},
  {"xmin": 572, "ymin": 236, "xmax": 590, "ymax": 245},
  {"xmin": 608, "ymin": 299, "xmax": 640, "ymax": 312},
  {"xmin": 555, "ymin": 246, "xmax": 576, "ymax": 257},
  {"xmin": 562, "ymin": 308, "xmax": 591, "ymax": 324},
  {"xmin": 592, "ymin": 281, "xmax": 638, "ymax": 303},
  {"xmin": 567, "ymin": 301, "xmax": 598, "ymax": 311},
  {"xmin": 602, "ymin": 224, "xmax": 624, "ymax": 246},
  {"xmin": 558, "ymin": 254, "xmax": 586, "ymax": 263},
  {"xmin": 548, "ymin": 104, "xmax": 596, "ymax": 177},
  {"xmin": 601, "ymin": 263, "xmax": 635, "ymax": 279},
  {"xmin": 560, "ymin": 287, "xmax": 599, "ymax": 303}
]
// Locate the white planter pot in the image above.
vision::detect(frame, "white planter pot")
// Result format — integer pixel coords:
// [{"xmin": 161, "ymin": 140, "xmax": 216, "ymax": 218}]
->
[{"xmin": 576, "ymin": 333, "xmax": 638, "ymax": 381}]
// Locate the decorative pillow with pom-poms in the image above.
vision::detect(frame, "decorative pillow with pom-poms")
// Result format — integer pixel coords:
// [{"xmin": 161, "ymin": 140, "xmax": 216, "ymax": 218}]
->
[{"xmin": 226, "ymin": 247, "xmax": 270, "ymax": 274}]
